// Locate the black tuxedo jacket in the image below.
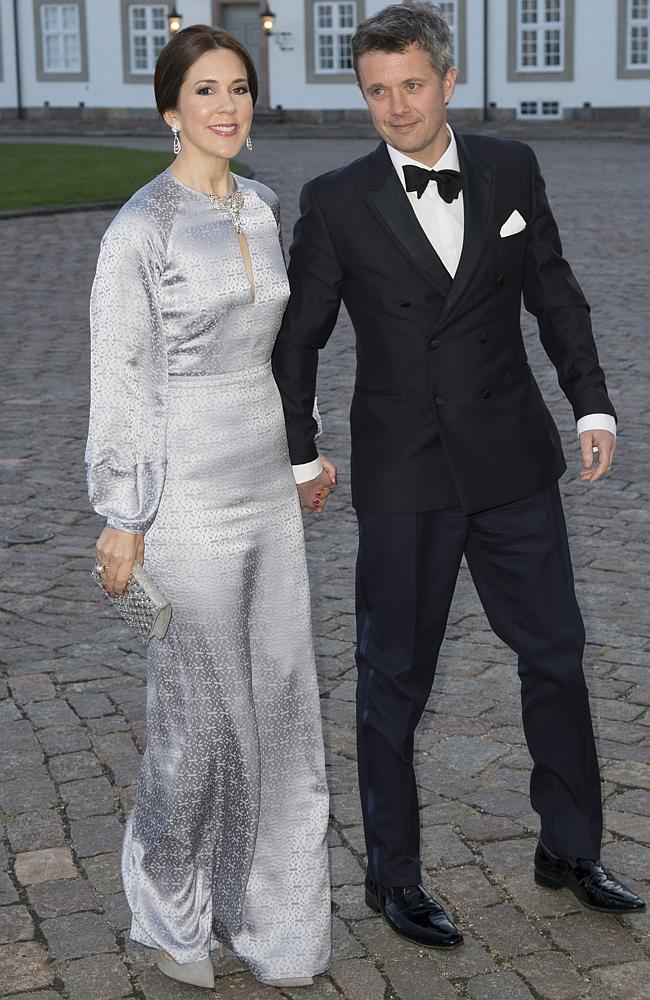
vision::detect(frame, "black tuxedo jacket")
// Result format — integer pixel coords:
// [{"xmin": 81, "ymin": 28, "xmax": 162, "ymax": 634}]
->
[{"xmin": 272, "ymin": 133, "xmax": 616, "ymax": 514}]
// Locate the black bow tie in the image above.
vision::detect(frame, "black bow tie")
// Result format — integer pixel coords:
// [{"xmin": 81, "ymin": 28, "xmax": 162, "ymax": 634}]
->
[{"xmin": 402, "ymin": 164, "xmax": 463, "ymax": 203}]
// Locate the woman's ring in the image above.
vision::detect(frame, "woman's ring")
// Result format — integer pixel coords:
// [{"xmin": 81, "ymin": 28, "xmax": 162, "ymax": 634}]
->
[{"xmin": 94, "ymin": 562, "xmax": 105, "ymax": 574}]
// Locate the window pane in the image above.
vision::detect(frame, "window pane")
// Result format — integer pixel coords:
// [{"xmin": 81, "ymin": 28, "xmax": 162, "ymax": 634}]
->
[
  {"xmin": 45, "ymin": 34, "xmax": 62, "ymax": 70},
  {"xmin": 315, "ymin": 1, "xmax": 356, "ymax": 73},
  {"xmin": 131, "ymin": 7, "xmax": 147, "ymax": 30},
  {"xmin": 439, "ymin": 2, "xmax": 456, "ymax": 27},
  {"xmin": 338, "ymin": 4, "xmax": 355, "ymax": 29},
  {"xmin": 521, "ymin": 0, "xmax": 538, "ymax": 25},
  {"xmin": 63, "ymin": 32, "xmax": 80, "ymax": 69},
  {"xmin": 318, "ymin": 36, "xmax": 334, "ymax": 69},
  {"xmin": 631, "ymin": 25, "xmax": 649, "ymax": 63},
  {"xmin": 318, "ymin": 6, "xmax": 333, "ymax": 29},
  {"xmin": 544, "ymin": 28, "xmax": 561, "ymax": 65},
  {"xmin": 521, "ymin": 29, "xmax": 537, "ymax": 65},
  {"xmin": 631, "ymin": 0, "xmax": 649, "ymax": 19},
  {"xmin": 62, "ymin": 5, "xmax": 78, "ymax": 30},
  {"xmin": 128, "ymin": 5, "xmax": 171, "ymax": 72},
  {"xmin": 42, "ymin": 6, "xmax": 61, "ymax": 31},
  {"xmin": 338, "ymin": 33, "xmax": 353, "ymax": 68},
  {"xmin": 544, "ymin": 0, "xmax": 561, "ymax": 23},
  {"xmin": 133, "ymin": 36, "xmax": 148, "ymax": 69},
  {"xmin": 41, "ymin": 5, "xmax": 81, "ymax": 72}
]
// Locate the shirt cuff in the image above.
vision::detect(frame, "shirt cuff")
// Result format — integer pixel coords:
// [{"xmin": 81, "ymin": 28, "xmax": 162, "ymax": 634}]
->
[
  {"xmin": 576, "ymin": 414, "xmax": 617, "ymax": 438},
  {"xmin": 313, "ymin": 396, "xmax": 323, "ymax": 440},
  {"xmin": 292, "ymin": 458, "xmax": 322, "ymax": 484}
]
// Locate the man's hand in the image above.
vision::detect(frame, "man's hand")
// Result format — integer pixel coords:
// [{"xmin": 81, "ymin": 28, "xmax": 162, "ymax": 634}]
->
[
  {"xmin": 298, "ymin": 455, "xmax": 337, "ymax": 514},
  {"xmin": 579, "ymin": 429, "xmax": 617, "ymax": 485}
]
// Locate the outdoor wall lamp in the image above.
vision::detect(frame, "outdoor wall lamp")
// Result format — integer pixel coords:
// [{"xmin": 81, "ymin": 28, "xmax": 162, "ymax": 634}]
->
[
  {"xmin": 260, "ymin": 5, "xmax": 293, "ymax": 50},
  {"xmin": 168, "ymin": 6, "xmax": 183, "ymax": 34}
]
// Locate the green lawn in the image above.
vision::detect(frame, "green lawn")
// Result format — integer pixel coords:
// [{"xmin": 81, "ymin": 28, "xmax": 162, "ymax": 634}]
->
[{"xmin": 0, "ymin": 143, "xmax": 247, "ymax": 211}]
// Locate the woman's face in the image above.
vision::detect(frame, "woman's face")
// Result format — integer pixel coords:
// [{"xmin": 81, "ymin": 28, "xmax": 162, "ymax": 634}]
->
[{"xmin": 164, "ymin": 47, "xmax": 254, "ymax": 162}]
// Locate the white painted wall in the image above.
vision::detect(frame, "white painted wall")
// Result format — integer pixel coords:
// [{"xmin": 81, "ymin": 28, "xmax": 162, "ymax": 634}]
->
[
  {"xmin": 267, "ymin": 0, "xmax": 360, "ymax": 112},
  {"xmin": 461, "ymin": 1, "xmax": 486, "ymax": 110},
  {"xmin": 268, "ymin": 0, "xmax": 650, "ymax": 113},
  {"xmin": 0, "ymin": 0, "xmax": 212, "ymax": 112},
  {"xmin": 267, "ymin": 0, "xmax": 487, "ymax": 111},
  {"xmin": 488, "ymin": 0, "xmax": 650, "ymax": 112},
  {"xmin": 0, "ymin": 0, "xmax": 647, "ymax": 115},
  {"xmin": 0, "ymin": 0, "xmax": 18, "ymax": 110}
]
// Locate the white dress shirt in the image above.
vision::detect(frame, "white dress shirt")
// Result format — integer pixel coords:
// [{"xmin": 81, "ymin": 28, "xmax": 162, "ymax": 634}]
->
[
  {"xmin": 387, "ymin": 127, "xmax": 465, "ymax": 277},
  {"xmin": 292, "ymin": 128, "xmax": 614, "ymax": 485}
]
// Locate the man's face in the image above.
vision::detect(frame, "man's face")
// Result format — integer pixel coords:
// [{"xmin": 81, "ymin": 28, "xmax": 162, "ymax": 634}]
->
[{"xmin": 357, "ymin": 43, "xmax": 457, "ymax": 164}]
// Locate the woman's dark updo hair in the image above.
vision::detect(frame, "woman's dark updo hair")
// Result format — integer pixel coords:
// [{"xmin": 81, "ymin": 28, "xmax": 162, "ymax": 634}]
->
[{"xmin": 155, "ymin": 24, "xmax": 258, "ymax": 115}]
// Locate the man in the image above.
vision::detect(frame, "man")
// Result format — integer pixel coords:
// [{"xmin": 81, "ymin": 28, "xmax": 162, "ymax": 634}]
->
[{"xmin": 272, "ymin": 3, "xmax": 645, "ymax": 948}]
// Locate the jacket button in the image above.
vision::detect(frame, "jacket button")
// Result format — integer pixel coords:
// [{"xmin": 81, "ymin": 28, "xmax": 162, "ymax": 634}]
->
[
  {"xmin": 480, "ymin": 333, "xmax": 489, "ymax": 343},
  {"xmin": 429, "ymin": 338, "xmax": 441, "ymax": 350},
  {"xmin": 496, "ymin": 274, "xmax": 505, "ymax": 285},
  {"xmin": 482, "ymin": 390, "xmax": 493, "ymax": 399},
  {"xmin": 434, "ymin": 395, "xmax": 445, "ymax": 405}
]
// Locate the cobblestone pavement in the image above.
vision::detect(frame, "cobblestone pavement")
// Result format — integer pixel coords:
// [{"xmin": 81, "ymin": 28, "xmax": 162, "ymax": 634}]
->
[
  {"xmin": 1, "ymin": 134, "xmax": 649, "ymax": 1000},
  {"xmin": 1, "ymin": 114, "xmax": 649, "ymax": 141}
]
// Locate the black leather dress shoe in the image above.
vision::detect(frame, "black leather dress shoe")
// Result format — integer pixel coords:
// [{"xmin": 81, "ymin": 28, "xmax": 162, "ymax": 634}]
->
[
  {"xmin": 534, "ymin": 842, "xmax": 646, "ymax": 913},
  {"xmin": 365, "ymin": 879, "xmax": 463, "ymax": 948}
]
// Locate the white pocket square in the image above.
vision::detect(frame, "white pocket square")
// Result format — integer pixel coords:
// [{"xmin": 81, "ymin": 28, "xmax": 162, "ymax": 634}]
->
[{"xmin": 500, "ymin": 210, "xmax": 526, "ymax": 238}]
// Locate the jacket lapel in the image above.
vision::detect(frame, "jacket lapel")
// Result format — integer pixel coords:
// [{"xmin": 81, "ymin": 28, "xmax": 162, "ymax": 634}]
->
[
  {"xmin": 437, "ymin": 134, "xmax": 495, "ymax": 326},
  {"xmin": 359, "ymin": 143, "xmax": 453, "ymax": 299}
]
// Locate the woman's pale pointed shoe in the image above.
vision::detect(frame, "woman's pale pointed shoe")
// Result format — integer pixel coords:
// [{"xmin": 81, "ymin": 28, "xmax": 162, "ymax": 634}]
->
[
  {"xmin": 156, "ymin": 950, "xmax": 215, "ymax": 988},
  {"xmin": 261, "ymin": 977, "xmax": 314, "ymax": 988}
]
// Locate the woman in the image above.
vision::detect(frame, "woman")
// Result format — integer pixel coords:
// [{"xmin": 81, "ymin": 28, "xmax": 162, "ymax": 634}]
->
[{"xmin": 85, "ymin": 25, "xmax": 333, "ymax": 991}]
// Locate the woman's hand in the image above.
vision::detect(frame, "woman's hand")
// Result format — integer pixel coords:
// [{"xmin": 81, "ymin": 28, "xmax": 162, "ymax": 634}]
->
[
  {"xmin": 296, "ymin": 455, "xmax": 338, "ymax": 514},
  {"xmin": 95, "ymin": 527, "xmax": 144, "ymax": 596}
]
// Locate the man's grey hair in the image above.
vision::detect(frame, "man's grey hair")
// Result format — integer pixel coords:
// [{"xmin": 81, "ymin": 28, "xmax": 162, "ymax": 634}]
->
[{"xmin": 352, "ymin": 3, "xmax": 453, "ymax": 81}]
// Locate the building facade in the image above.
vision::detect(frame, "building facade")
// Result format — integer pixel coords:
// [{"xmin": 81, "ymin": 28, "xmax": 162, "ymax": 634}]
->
[{"xmin": 0, "ymin": 1, "xmax": 648, "ymax": 120}]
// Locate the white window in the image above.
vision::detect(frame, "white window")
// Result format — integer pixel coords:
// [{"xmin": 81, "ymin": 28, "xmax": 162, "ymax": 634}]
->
[
  {"xmin": 438, "ymin": 2, "xmax": 458, "ymax": 66},
  {"xmin": 517, "ymin": 0, "xmax": 565, "ymax": 72},
  {"xmin": 41, "ymin": 4, "xmax": 81, "ymax": 73},
  {"xmin": 518, "ymin": 99, "xmax": 561, "ymax": 119},
  {"xmin": 627, "ymin": 0, "xmax": 650, "ymax": 67},
  {"xmin": 128, "ymin": 4, "xmax": 168, "ymax": 74},
  {"xmin": 314, "ymin": 2, "xmax": 357, "ymax": 73}
]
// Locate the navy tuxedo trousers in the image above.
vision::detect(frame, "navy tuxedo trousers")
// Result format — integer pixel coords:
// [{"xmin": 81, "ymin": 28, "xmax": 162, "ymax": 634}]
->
[{"xmin": 355, "ymin": 485, "xmax": 603, "ymax": 887}]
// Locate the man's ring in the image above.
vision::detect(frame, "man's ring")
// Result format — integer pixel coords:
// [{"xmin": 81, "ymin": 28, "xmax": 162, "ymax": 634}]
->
[{"xmin": 94, "ymin": 562, "xmax": 105, "ymax": 574}]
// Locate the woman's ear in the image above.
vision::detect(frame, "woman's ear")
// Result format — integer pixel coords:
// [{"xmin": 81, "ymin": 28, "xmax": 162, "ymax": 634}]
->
[{"xmin": 162, "ymin": 111, "xmax": 176, "ymax": 130}]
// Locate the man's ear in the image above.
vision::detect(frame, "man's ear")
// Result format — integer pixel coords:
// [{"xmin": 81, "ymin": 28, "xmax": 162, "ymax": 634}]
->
[{"xmin": 443, "ymin": 67, "xmax": 458, "ymax": 106}]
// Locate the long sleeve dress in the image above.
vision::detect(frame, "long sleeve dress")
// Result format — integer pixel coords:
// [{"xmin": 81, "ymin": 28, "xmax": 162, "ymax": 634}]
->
[{"xmin": 85, "ymin": 169, "xmax": 331, "ymax": 982}]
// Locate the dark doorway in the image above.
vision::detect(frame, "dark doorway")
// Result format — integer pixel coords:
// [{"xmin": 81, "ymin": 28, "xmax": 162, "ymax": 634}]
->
[{"xmin": 219, "ymin": 3, "xmax": 266, "ymax": 108}]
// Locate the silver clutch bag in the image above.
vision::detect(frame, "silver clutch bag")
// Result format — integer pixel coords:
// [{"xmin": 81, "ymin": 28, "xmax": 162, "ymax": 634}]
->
[{"xmin": 91, "ymin": 560, "xmax": 172, "ymax": 643}]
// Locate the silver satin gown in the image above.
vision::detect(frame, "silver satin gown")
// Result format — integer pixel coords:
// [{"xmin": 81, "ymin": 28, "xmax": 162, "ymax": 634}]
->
[{"xmin": 85, "ymin": 169, "xmax": 331, "ymax": 981}]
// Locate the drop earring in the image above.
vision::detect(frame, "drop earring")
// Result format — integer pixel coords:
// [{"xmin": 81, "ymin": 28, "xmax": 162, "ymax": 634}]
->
[
  {"xmin": 246, "ymin": 134, "xmax": 253, "ymax": 151},
  {"xmin": 172, "ymin": 125, "xmax": 181, "ymax": 155}
]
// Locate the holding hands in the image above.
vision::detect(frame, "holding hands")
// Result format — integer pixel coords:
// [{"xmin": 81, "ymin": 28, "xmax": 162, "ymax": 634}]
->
[
  {"xmin": 95, "ymin": 527, "xmax": 144, "ymax": 596},
  {"xmin": 298, "ymin": 455, "xmax": 338, "ymax": 514}
]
